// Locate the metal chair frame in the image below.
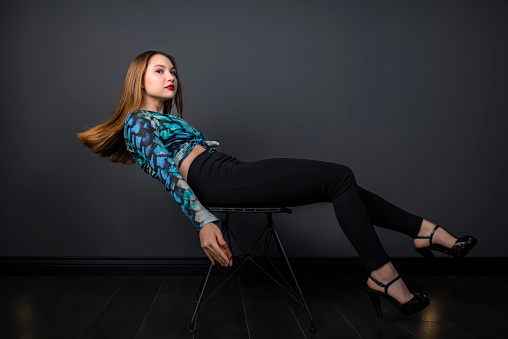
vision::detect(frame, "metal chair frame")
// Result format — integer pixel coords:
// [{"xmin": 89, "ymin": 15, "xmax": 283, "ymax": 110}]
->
[{"xmin": 189, "ymin": 207, "xmax": 315, "ymax": 333}]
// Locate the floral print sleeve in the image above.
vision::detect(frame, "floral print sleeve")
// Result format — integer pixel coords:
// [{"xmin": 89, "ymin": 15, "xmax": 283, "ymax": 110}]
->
[{"xmin": 124, "ymin": 111, "xmax": 219, "ymax": 231}]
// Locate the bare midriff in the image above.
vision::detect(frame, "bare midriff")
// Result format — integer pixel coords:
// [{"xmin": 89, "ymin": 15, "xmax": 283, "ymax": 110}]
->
[{"xmin": 179, "ymin": 144, "xmax": 207, "ymax": 182}]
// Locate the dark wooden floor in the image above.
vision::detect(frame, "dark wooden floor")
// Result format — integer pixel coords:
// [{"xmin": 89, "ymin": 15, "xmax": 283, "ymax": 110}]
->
[{"xmin": 0, "ymin": 273, "xmax": 507, "ymax": 339}]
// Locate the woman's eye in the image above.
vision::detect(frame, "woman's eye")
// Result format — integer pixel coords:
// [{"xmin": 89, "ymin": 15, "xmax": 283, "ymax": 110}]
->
[
  {"xmin": 156, "ymin": 69, "xmax": 164, "ymax": 74},
  {"xmin": 170, "ymin": 71, "xmax": 176, "ymax": 76}
]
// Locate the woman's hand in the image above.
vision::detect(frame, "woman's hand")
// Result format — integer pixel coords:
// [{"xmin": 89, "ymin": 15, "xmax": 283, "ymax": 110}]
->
[{"xmin": 199, "ymin": 223, "xmax": 233, "ymax": 267}]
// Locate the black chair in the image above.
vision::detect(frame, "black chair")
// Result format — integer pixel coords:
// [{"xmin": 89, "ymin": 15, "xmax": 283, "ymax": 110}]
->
[{"xmin": 189, "ymin": 207, "xmax": 316, "ymax": 333}]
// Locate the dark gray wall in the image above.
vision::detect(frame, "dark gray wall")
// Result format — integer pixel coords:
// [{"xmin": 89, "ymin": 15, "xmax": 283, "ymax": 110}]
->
[{"xmin": 1, "ymin": 0, "xmax": 506, "ymax": 259}]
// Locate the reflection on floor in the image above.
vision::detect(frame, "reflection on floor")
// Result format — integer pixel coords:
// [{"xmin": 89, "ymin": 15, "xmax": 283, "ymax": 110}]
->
[{"xmin": 0, "ymin": 274, "xmax": 506, "ymax": 338}]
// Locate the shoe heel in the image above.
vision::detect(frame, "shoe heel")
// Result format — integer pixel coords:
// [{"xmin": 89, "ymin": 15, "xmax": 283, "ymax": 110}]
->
[
  {"xmin": 365, "ymin": 289, "xmax": 383, "ymax": 318},
  {"xmin": 415, "ymin": 247, "xmax": 439, "ymax": 267}
]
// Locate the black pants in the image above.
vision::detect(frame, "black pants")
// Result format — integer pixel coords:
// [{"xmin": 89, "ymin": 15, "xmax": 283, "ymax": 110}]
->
[{"xmin": 187, "ymin": 151, "xmax": 423, "ymax": 271}]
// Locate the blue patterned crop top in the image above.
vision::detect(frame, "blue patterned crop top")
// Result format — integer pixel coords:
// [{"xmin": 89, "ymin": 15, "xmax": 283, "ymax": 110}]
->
[{"xmin": 124, "ymin": 109, "xmax": 219, "ymax": 231}]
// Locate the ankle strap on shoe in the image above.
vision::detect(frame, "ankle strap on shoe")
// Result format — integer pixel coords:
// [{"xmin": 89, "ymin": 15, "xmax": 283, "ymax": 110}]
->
[
  {"xmin": 369, "ymin": 275, "xmax": 401, "ymax": 294},
  {"xmin": 415, "ymin": 225, "xmax": 440, "ymax": 246}
]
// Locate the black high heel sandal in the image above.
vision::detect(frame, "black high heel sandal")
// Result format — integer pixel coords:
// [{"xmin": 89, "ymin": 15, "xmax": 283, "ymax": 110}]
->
[
  {"xmin": 365, "ymin": 275, "xmax": 429, "ymax": 318},
  {"xmin": 415, "ymin": 225, "xmax": 477, "ymax": 266}
]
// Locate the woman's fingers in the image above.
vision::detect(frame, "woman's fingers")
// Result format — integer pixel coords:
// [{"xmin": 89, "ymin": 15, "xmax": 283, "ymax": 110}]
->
[
  {"xmin": 211, "ymin": 242, "xmax": 230, "ymax": 266},
  {"xmin": 213, "ymin": 227, "xmax": 232, "ymax": 266},
  {"xmin": 220, "ymin": 243, "xmax": 233, "ymax": 266},
  {"xmin": 202, "ymin": 241, "xmax": 229, "ymax": 266}
]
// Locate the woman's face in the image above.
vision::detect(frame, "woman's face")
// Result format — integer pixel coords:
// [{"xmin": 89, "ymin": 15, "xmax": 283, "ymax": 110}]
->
[{"xmin": 142, "ymin": 54, "xmax": 178, "ymax": 106}]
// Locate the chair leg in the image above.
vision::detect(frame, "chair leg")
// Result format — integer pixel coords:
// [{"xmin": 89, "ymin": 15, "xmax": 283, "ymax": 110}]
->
[
  {"xmin": 268, "ymin": 213, "xmax": 316, "ymax": 332},
  {"xmin": 189, "ymin": 262, "xmax": 213, "ymax": 333},
  {"xmin": 222, "ymin": 213, "xmax": 233, "ymax": 254},
  {"xmin": 190, "ymin": 212, "xmax": 238, "ymax": 333}
]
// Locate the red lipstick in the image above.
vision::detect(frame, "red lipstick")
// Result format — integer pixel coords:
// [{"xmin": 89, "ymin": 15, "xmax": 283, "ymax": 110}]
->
[{"xmin": 165, "ymin": 85, "xmax": 175, "ymax": 90}]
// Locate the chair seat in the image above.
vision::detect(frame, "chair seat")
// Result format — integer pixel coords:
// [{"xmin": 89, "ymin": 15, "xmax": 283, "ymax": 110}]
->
[{"xmin": 208, "ymin": 207, "xmax": 292, "ymax": 214}]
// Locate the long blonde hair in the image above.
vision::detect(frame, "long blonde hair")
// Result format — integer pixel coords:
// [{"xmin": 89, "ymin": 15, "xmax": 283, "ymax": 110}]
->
[{"xmin": 77, "ymin": 51, "xmax": 183, "ymax": 164}]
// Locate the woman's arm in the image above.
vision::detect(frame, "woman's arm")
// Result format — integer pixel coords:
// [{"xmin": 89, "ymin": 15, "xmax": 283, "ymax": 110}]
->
[
  {"xmin": 124, "ymin": 111, "xmax": 219, "ymax": 232},
  {"xmin": 124, "ymin": 112, "xmax": 232, "ymax": 266}
]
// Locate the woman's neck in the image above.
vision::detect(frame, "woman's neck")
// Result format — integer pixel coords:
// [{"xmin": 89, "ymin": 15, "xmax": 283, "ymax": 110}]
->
[{"xmin": 139, "ymin": 99, "xmax": 164, "ymax": 113}]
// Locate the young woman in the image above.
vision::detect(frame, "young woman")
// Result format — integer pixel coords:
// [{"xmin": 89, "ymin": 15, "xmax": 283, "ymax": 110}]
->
[{"xmin": 78, "ymin": 50, "xmax": 477, "ymax": 317}]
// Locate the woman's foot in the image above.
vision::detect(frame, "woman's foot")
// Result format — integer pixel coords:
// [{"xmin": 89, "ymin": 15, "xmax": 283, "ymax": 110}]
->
[
  {"xmin": 366, "ymin": 262, "xmax": 430, "ymax": 317},
  {"xmin": 414, "ymin": 219, "xmax": 457, "ymax": 250},
  {"xmin": 367, "ymin": 262, "xmax": 418, "ymax": 304},
  {"xmin": 414, "ymin": 220, "xmax": 477, "ymax": 262}
]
